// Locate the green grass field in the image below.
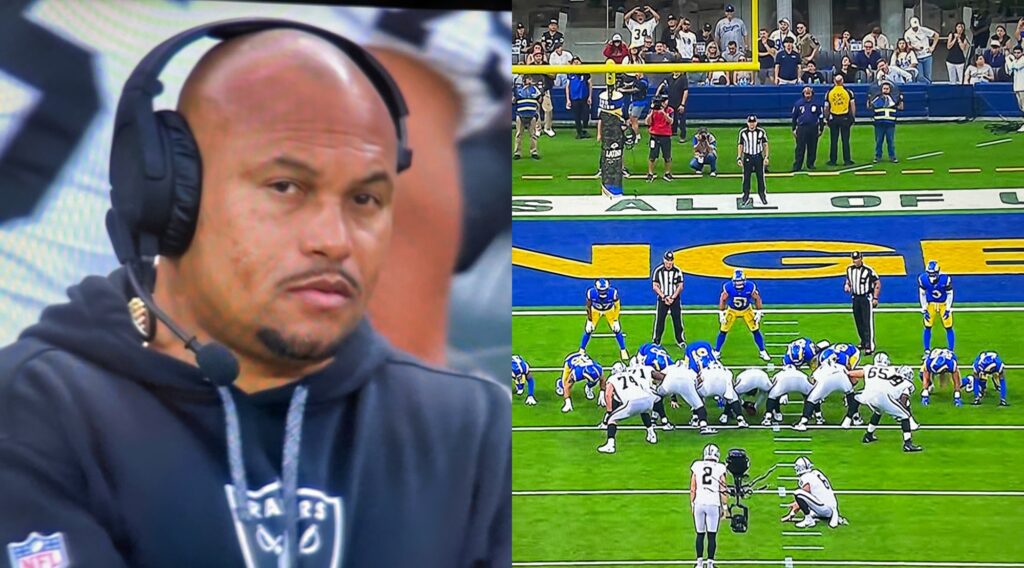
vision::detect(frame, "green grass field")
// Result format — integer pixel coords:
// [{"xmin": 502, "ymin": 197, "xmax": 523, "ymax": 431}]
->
[
  {"xmin": 513, "ymin": 122, "xmax": 1024, "ymax": 195},
  {"xmin": 512, "ymin": 309, "xmax": 1024, "ymax": 567}
]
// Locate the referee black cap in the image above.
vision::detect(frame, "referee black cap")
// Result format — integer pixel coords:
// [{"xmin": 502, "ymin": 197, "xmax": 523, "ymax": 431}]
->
[
  {"xmin": 851, "ymin": 251, "xmax": 862, "ymax": 259},
  {"xmin": 746, "ymin": 114, "xmax": 758, "ymax": 122},
  {"xmin": 664, "ymin": 251, "xmax": 675, "ymax": 261}
]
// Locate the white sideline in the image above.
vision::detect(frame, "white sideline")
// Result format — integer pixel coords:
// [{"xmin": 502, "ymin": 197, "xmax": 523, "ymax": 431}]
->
[
  {"xmin": 512, "ymin": 489, "xmax": 1024, "ymax": 497},
  {"xmin": 513, "ymin": 425, "xmax": 1024, "ymax": 432},
  {"xmin": 511, "ymin": 560, "xmax": 1024, "ymax": 567}
]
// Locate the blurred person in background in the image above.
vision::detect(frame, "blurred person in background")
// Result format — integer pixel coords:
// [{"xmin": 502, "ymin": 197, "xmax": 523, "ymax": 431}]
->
[
  {"xmin": 769, "ymin": 18, "xmax": 796, "ymax": 50},
  {"xmin": 965, "ymin": 54, "xmax": 995, "ymax": 84},
  {"xmin": 833, "ymin": 54, "xmax": 858, "ymax": 84},
  {"xmin": 905, "ymin": 17, "xmax": 938, "ymax": 83},
  {"xmin": 690, "ymin": 127, "xmax": 718, "ymax": 176},
  {"xmin": 984, "ymin": 39, "xmax": 1009, "ymax": 82},
  {"xmin": 514, "ymin": 76, "xmax": 542, "ymax": 159},
  {"xmin": 775, "ymin": 37, "xmax": 802, "ymax": 85},
  {"xmin": 1007, "ymin": 46, "xmax": 1024, "ymax": 132},
  {"xmin": 791, "ymin": 86, "xmax": 824, "ymax": 171},
  {"xmin": 825, "ymin": 73, "xmax": 856, "ymax": 166},
  {"xmin": 863, "ymin": 26, "xmax": 889, "ymax": 50},
  {"xmin": 795, "ymin": 21, "xmax": 821, "ymax": 63},
  {"xmin": 604, "ymin": 33, "xmax": 630, "ymax": 63},
  {"xmin": 892, "ymin": 38, "xmax": 920, "ymax": 82},
  {"xmin": 676, "ymin": 17, "xmax": 697, "ymax": 59},
  {"xmin": 566, "ymin": 57, "xmax": 593, "ymax": 139},
  {"xmin": 945, "ymin": 22, "xmax": 969, "ymax": 85},
  {"xmin": 757, "ymin": 28, "xmax": 777, "ymax": 84},
  {"xmin": 514, "ymin": 22, "xmax": 531, "ymax": 64},
  {"xmin": 800, "ymin": 60, "xmax": 825, "ymax": 84},
  {"xmin": 854, "ymin": 39, "xmax": 882, "ymax": 82},
  {"xmin": 715, "ymin": 4, "xmax": 748, "ymax": 53},
  {"xmin": 625, "ymin": 5, "xmax": 660, "ymax": 49}
]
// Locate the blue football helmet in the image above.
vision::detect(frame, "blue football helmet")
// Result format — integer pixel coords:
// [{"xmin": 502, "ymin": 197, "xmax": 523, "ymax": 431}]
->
[{"xmin": 595, "ymin": 278, "xmax": 610, "ymax": 292}]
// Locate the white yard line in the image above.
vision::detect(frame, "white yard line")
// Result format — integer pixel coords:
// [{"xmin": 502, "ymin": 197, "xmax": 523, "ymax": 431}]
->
[
  {"xmin": 782, "ymin": 532, "xmax": 822, "ymax": 536},
  {"xmin": 512, "ymin": 561, "xmax": 1024, "ymax": 567},
  {"xmin": 836, "ymin": 163, "xmax": 875, "ymax": 174},
  {"xmin": 514, "ymin": 424, "xmax": 1024, "ymax": 432},
  {"xmin": 977, "ymin": 138, "xmax": 1012, "ymax": 148},
  {"xmin": 907, "ymin": 151, "xmax": 944, "ymax": 160},
  {"xmin": 512, "ymin": 489, "xmax": 1024, "ymax": 497}
]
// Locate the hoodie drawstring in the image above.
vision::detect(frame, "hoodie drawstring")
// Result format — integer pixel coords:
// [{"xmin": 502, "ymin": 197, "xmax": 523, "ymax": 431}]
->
[{"xmin": 217, "ymin": 385, "xmax": 310, "ymax": 568}]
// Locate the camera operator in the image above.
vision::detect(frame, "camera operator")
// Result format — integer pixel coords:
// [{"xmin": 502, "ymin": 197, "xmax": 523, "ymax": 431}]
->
[
  {"xmin": 690, "ymin": 127, "xmax": 718, "ymax": 176},
  {"xmin": 646, "ymin": 94, "xmax": 675, "ymax": 182},
  {"xmin": 690, "ymin": 444, "xmax": 728, "ymax": 568}
]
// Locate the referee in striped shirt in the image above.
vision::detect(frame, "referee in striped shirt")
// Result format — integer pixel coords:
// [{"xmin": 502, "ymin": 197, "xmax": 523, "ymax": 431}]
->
[
  {"xmin": 737, "ymin": 115, "xmax": 769, "ymax": 206},
  {"xmin": 652, "ymin": 251, "xmax": 686, "ymax": 350},
  {"xmin": 844, "ymin": 251, "xmax": 881, "ymax": 354}
]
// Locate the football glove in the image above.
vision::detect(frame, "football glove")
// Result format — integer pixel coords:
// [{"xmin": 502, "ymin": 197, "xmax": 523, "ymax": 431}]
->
[
  {"xmin": 585, "ymin": 320, "xmax": 595, "ymax": 333},
  {"xmin": 754, "ymin": 310, "xmax": 763, "ymax": 323},
  {"xmin": 525, "ymin": 396, "xmax": 537, "ymax": 406},
  {"xmin": 610, "ymin": 320, "xmax": 621, "ymax": 333},
  {"xmin": 719, "ymin": 311, "xmax": 727, "ymax": 325}
]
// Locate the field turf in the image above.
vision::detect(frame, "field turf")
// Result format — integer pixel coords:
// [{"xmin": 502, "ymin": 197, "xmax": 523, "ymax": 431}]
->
[
  {"xmin": 512, "ymin": 122, "xmax": 1024, "ymax": 195},
  {"xmin": 512, "ymin": 309, "xmax": 1024, "ymax": 567}
]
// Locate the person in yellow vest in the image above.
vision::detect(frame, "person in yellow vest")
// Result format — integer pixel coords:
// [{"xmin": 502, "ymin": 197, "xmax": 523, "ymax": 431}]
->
[
  {"xmin": 823, "ymin": 74, "xmax": 856, "ymax": 166},
  {"xmin": 869, "ymin": 82, "xmax": 903, "ymax": 163}
]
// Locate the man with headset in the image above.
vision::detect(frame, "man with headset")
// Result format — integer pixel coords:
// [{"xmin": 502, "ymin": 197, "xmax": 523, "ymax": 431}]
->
[{"xmin": 0, "ymin": 22, "xmax": 509, "ymax": 568}]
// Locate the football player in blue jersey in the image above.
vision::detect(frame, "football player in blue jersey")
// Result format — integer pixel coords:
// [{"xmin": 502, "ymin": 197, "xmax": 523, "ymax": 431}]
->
[
  {"xmin": 818, "ymin": 343, "xmax": 861, "ymax": 369},
  {"xmin": 784, "ymin": 338, "xmax": 831, "ymax": 369},
  {"xmin": 716, "ymin": 270, "xmax": 771, "ymax": 361},
  {"xmin": 512, "ymin": 355, "xmax": 537, "ymax": 406},
  {"xmin": 966, "ymin": 351, "xmax": 1009, "ymax": 406},
  {"xmin": 921, "ymin": 348, "xmax": 963, "ymax": 406},
  {"xmin": 685, "ymin": 340, "xmax": 721, "ymax": 374},
  {"xmin": 918, "ymin": 260, "xmax": 955, "ymax": 355},
  {"xmin": 582, "ymin": 279, "xmax": 630, "ymax": 361},
  {"xmin": 556, "ymin": 351, "xmax": 605, "ymax": 413},
  {"xmin": 632, "ymin": 342, "xmax": 674, "ymax": 370}
]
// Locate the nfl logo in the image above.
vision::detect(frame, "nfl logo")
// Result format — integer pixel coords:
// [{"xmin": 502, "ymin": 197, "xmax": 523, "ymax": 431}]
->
[{"xmin": 6, "ymin": 533, "xmax": 69, "ymax": 568}]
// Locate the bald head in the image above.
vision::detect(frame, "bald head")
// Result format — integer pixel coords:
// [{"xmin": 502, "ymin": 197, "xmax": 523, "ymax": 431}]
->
[{"xmin": 158, "ymin": 29, "xmax": 399, "ymax": 374}]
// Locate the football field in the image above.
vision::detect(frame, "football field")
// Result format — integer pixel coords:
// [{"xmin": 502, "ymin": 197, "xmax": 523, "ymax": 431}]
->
[{"xmin": 512, "ymin": 121, "xmax": 1024, "ymax": 567}]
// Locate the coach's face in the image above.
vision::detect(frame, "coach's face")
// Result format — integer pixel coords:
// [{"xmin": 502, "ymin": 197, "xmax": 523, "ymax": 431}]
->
[{"xmin": 177, "ymin": 31, "xmax": 397, "ymax": 367}]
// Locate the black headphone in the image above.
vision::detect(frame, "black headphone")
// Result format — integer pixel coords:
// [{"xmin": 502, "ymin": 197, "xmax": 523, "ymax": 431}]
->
[
  {"xmin": 104, "ymin": 19, "xmax": 413, "ymax": 386},
  {"xmin": 106, "ymin": 18, "xmax": 412, "ymax": 268}
]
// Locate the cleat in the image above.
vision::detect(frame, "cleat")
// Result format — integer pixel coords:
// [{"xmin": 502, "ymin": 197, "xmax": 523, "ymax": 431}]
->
[
  {"xmin": 719, "ymin": 413, "xmax": 729, "ymax": 424},
  {"xmin": 852, "ymin": 414, "xmax": 864, "ymax": 426},
  {"xmin": 792, "ymin": 422, "xmax": 808, "ymax": 432},
  {"xmin": 921, "ymin": 394, "xmax": 930, "ymax": 406},
  {"xmin": 795, "ymin": 516, "xmax": 818, "ymax": 528},
  {"xmin": 840, "ymin": 417, "xmax": 852, "ymax": 429},
  {"xmin": 1000, "ymin": 399, "xmax": 1010, "ymax": 407},
  {"xmin": 737, "ymin": 417, "xmax": 749, "ymax": 428},
  {"xmin": 514, "ymin": 388, "xmax": 524, "ymax": 396},
  {"xmin": 555, "ymin": 380, "xmax": 564, "ymax": 397},
  {"xmin": 584, "ymin": 385, "xmax": 595, "ymax": 400},
  {"xmin": 954, "ymin": 397, "xmax": 963, "ymax": 407},
  {"xmin": 524, "ymin": 396, "xmax": 537, "ymax": 406},
  {"xmin": 561, "ymin": 399, "xmax": 573, "ymax": 413},
  {"xmin": 710, "ymin": 171, "xmax": 718, "ymax": 177},
  {"xmin": 663, "ymin": 421, "xmax": 675, "ymax": 431},
  {"xmin": 646, "ymin": 430, "xmax": 658, "ymax": 444},
  {"xmin": 597, "ymin": 441, "xmax": 616, "ymax": 454},
  {"xmin": 694, "ymin": 560, "xmax": 704, "ymax": 568},
  {"xmin": 761, "ymin": 416, "xmax": 773, "ymax": 426},
  {"xmin": 774, "ymin": 411, "xmax": 784, "ymax": 422},
  {"xmin": 544, "ymin": 128, "xmax": 555, "ymax": 137},
  {"xmin": 646, "ymin": 173, "xmax": 655, "ymax": 183},
  {"xmin": 699, "ymin": 426, "xmax": 719, "ymax": 435},
  {"xmin": 663, "ymin": 173, "xmax": 674, "ymax": 182},
  {"xmin": 903, "ymin": 441, "xmax": 923, "ymax": 452},
  {"xmin": 863, "ymin": 431, "xmax": 878, "ymax": 443},
  {"xmin": 513, "ymin": 154, "xmax": 521, "ymax": 160},
  {"xmin": 531, "ymin": 153, "xmax": 540, "ymax": 160},
  {"xmin": 759, "ymin": 350, "xmax": 771, "ymax": 361},
  {"xmin": 973, "ymin": 397, "xmax": 982, "ymax": 406},
  {"xmin": 689, "ymin": 415, "xmax": 700, "ymax": 427},
  {"xmin": 814, "ymin": 413, "xmax": 825, "ymax": 425}
]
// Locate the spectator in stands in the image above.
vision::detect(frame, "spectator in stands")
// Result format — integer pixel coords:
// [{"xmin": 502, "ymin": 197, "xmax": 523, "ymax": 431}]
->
[
  {"xmin": 687, "ymin": 55, "xmax": 709, "ymax": 86},
  {"xmin": 945, "ymin": 23, "xmax": 969, "ymax": 85},
  {"xmin": 876, "ymin": 60, "xmax": 913, "ymax": 84},
  {"xmin": 795, "ymin": 22, "xmax": 821, "ymax": 64},
  {"xmin": 854, "ymin": 40, "xmax": 882, "ymax": 82},
  {"xmin": 676, "ymin": 18, "xmax": 697, "ymax": 59},
  {"xmin": 723, "ymin": 40, "xmax": 743, "ymax": 62},
  {"xmin": 869, "ymin": 81, "xmax": 902, "ymax": 163},
  {"xmin": 824, "ymin": 73, "xmax": 856, "ymax": 166},
  {"xmin": 971, "ymin": 10, "xmax": 993, "ymax": 54},
  {"xmin": 800, "ymin": 60, "xmax": 825, "ymax": 84},
  {"xmin": 548, "ymin": 43, "xmax": 574, "ymax": 89},
  {"xmin": 625, "ymin": 5, "xmax": 660, "ymax": 49},
  {"xmin": 891, "ymin": 38, "xmax": 920, "ymax": 81},
  {"xmin": 541, "ymin": 19, "xmax": 564, "ymax": 54},
  {"xmin": 627, "ymin": 73, "xmax": 652, "ymax": 142},
  {"xmin": 661, "ymin": 15, "xmax": 680, "ymax": 54},
  {"xmin": 646, "ymin": 41, "xmax": 680, "ymax": 90},
  {"xmin": 625, "ymin": 46, "xmax": 645, "ymax": 70},
  {"xmin": 715, "ymin": 4, "xmax": 748, "ymax": 53},
  {"xmin": 791, "ymin": 86, "xmax": 824, "ymax": 171},
  {"xmin": 641, "ymin": 36, "xmax": 656, "ymax": 58},
  {"xmin": 705, "ymin": 43, "xmax": 728, "ymax": 85},
  {"xmin": 769, "ymin": 18, "xmax": 797, "ymax": 50},
  {"xmin": 1016, "ymin": 18, "xmax": 1024, "ymax": 47},
  {"xmin": 645, "ymin": 94, "xmax": 675, "ymax": 182},
  {"xmin": 565, "ymin": 57, "xmax": 592, "ymax": 139},
  {"xmin": 733, "ymin": 56, "xmax": 754, "ymax": 85},
  {"xmin": 513, "ymin": 23, "xmax": 531, "ymax": 64},
  {"xmin": 513, "ymin": 76, "xmax": 541, "ymax": 160},
  {"xmin": 1006, "ymin": 46, "xmax": 1024, "ymax": 132},
  {"xmin": 965, "ymin": 54, "xmax": 995, "ymax": 85},
  {"xmin": 775, "ymin": 37, "xmax": 802, "ymax": 85},
  {"xmin": 690, "ymin": 127, "xmax": 718, "ymax": 175},
  {"xmin": 863, "ymin": 26, "xmax": 890, "ymax": 50},
  {"xmin": 656, "ymin": 70, "xmax": 690, "ymax": 143},
  {"xmin": 836, "ymin": 30, "xmax": 855, "ymax": 60},
  {"xmin": 833, "ymin": 55, "xmax": 858, "ymax": 84},
  {"xmin": 757, "ymin": 29, "xmax": 776, "ymax": 84},
  {"xmin": 992, "ymin": 25, "xmax": 1013, "ymax": 49},
  {"xmin": 984, "ymin": 40, "xmax": 1009, "ymax": 82},
  {"xmin": 905, "ymin": 17, "xmax": 939, "ymax": 83},
  {"xmin": 698, "ymin": 23, "xmax": 716, "ymax": 57},
  {"xmin": 604, "ymin": 34, "xmax": 630, "ymax": 64}
]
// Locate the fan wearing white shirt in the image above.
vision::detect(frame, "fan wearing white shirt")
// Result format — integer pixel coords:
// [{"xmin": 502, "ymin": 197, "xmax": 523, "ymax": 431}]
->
[
  {"xmin": 781, "ymin": 457, "xmax": 848, "ymax": 529},
  {"xmin": 904, "ymin": 17, "xmax": 939, "ymax": 82},
  {"xmin": 1007, "ymin": 46, "xmax": 1024, "ymax": 132},
  {"xmin": 676, "ymin": 18, "xmax": 698, "ymax": 59},
  {"xmin": 625, "ymin": 6, "xmax": 660, "ymax": 49},
  {"xmin": 548, "ymin": 44, "xmax": 574, "ymax": 89},
  {"xmin": 768, "ymin": 18, "xmax": 796, "ymax": 50},
  {"xmin": 690, "ymin": 444, "xmax": 728, "ymax": 568}
]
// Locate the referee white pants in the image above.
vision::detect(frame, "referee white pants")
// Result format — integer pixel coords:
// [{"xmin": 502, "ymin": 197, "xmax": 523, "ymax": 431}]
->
[
  {"xmin": 693, "ymin": 502, "xmax": 722, "ymax": 533},
  {"xmin": 794, "ymin": 489, "xmax": 834, "ymax": 519}
]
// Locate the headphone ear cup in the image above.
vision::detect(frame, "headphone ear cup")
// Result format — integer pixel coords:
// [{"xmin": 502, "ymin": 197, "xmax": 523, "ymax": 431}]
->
[{"xmin": 154, "ymin": 110, "xmax": 202, "ymax": 256}]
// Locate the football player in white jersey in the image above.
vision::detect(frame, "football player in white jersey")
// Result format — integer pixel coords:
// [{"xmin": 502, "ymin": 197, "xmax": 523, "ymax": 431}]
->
[
  {"xmin": 690, "ymin": 444, "xmax": 728, "ymax": 568},
  {"xmin": 857, "ymin": 362, "xmax": 923, "ymax": 452},
  {"xmin": 723, "ymin": 367, "xmax": 773, "ymax": 424},
  {"xmin": 698, "ymin": 363, "xmax": 749, "ymax": 428},
  {"xmin": 781, "ymin": 457, "xmax": 847, "ymax": 529},
  {"xmin": 656, "ymin": 362, "xmax": 717, "ymax": 435},
  {"xmin": 598, "ymin": 363, "xmax": 662, "ymax": 454},
  {"xmin": 792, "ymin": 358, "xmax": 862, "ymax": 431},
  {"xmin": 763, "ymin": 365, "xmax": 815, "ymax": 426}
]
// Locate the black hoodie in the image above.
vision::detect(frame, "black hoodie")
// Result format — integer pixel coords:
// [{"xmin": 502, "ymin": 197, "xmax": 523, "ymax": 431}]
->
[{"xmin": 0, "ymin": 269, "xmax": 510, "ymax": 567}]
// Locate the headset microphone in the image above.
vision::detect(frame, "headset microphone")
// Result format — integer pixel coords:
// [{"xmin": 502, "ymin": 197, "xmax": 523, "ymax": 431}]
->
[{"xmin": 124, "ymin": 257, "xmax": 240, "ymax": 387}]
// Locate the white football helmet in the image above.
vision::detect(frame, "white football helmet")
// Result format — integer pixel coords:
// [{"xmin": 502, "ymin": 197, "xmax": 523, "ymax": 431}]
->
[
  {"xmin": 897, "ymin": 365, "xmax": 914, "ymax": 382},
  {"xmin": 703, "ymin": 443, "xmax": 720, "ymax": 462},
  {"xmin": 794, "ymin": 456, "xmax": 814, "ymax": 475},
  {"xmin": 873, "ymin": 352, "xmax": 891, "ymax": 366},
  {"xmin": 611, "ymin": 362, "xmax": 626, "ymax": 375}
]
